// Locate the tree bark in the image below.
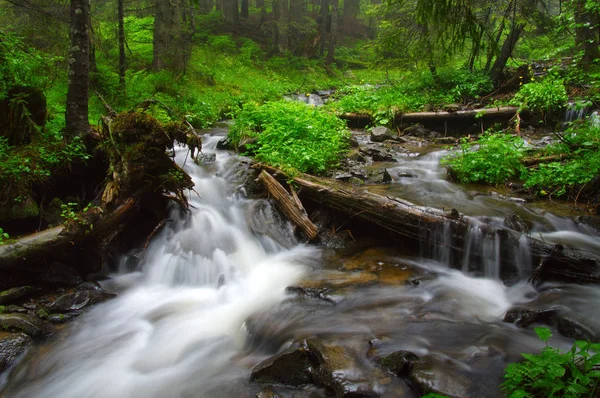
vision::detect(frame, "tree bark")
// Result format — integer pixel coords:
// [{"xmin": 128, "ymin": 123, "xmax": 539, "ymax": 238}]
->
[
  {"xmin": 490, "ymin": 22, "xmax": 525, "ymax": 86},
  {"xmin": 65, "ymin": 0, "xmax": 91, "ymax": 137},
  {"xmin": 574, "ymin": 0, "xmax": 600, "ymax": 71},
  {"xmin": 318, "ymin": 0, "xmax": 328, "ymax": 58},
  {"xmin": 118, "ymin": 0, "xmax": 126, "ymax": 90},
  {"xmin": 326, "ymin": 0, "xmax": 337, "ymax": 64},
  {"xmin": 222, "ymin": 0, "xmax": 239, "ymax": 24},
  {"xmin": 342, "ymin": 0, "xmax": 359, "ymax": 24},
  {"xmin": 153, "ymin": 0, "xmax": 185, "ymax": 73},
  {"xmin": 241, "ymin": 0, "xmax": 249, "ymax": 18}
]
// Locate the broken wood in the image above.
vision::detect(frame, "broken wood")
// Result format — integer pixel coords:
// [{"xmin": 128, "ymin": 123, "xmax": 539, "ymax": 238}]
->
[
  {"xmin": 257, "ymin": 170, "xmax": 319, "ymax": 242},
  {"xmin": 256, "ymin": 164, "xmax": 600, "ymax": 284},
  {"xmin": 521, "ymin": 153, "xmax": 571, "ymax": 167},
  {"xmin": 0, "ymin": 199, "xmax": 137, "ymax": 269}
]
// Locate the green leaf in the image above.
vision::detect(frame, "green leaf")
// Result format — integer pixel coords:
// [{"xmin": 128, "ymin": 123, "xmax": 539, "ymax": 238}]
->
[{"xmin": 535, "ymin": 327, "xmax": 552, "ymax": 342}]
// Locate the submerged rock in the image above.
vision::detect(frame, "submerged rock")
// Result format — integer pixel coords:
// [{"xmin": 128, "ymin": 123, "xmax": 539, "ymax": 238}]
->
[
  {"xmin": 409, "ymin": 355, "xmax": 471, "ymax": 398},
  {"xmin": 194, "ymin": 152, "xmax": 217, "ymax": 165},
  {"xmin": 251, "ymin": 340, "xmax": 381, "ymax": 397},
  {"xmin": 377, "ymin": 351, "xmax": 419, "ymax": 377},
  {"xmin": 0, "ymin": 333, "xmax": 32, "ymax": 373},
  {"xmin": 47, "ymin": 289, "xmax": 108, "ymax": 313},
  {"xmin": 503, "ymin": 307, "xmax": 599, "ymax": 341}
]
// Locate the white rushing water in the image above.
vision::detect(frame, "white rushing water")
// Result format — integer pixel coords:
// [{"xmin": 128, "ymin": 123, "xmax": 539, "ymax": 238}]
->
[{"xmin": 4, "ymin": 135, "xmax": 318, "ymax": 398}]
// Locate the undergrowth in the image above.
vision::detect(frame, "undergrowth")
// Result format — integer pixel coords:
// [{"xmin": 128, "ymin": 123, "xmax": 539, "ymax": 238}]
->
[{"xmin": 229, "ymin": 100, "xmax": 350, "ymax": 174}]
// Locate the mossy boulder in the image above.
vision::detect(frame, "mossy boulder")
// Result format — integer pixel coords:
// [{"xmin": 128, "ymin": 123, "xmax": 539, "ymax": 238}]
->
[{"xmin": 0, "ymin": 195, "xmax": 39, "ymax": 222}]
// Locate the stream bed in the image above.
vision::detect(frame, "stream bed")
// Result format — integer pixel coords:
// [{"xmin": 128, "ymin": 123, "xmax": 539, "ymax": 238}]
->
[{"xmin": 1, "ymin": 126, "xmax": 600, "ymax": 397}]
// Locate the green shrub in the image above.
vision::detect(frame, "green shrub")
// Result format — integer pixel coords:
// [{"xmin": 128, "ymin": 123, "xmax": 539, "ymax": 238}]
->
[
  {"xmin": 0, "ymin": 228, "xmax": 8, "ymax": 245},
  {"xmin": 229, "ymin": 101, "xmax": 350, "ymax": 174},
  {"xmin": 207, "ymin": 35, "xmax": 237, "ymax": 53},
  {"xmin": 510, "ymin": 78, "xmax": 568, "ymax": 119},
  {"xmin": 441, "ymin": 132, "xmax": 527, "ymax": 185},
  {"xmin": 502, "ymin": 327, "xmax": 600, "ymax": 398}
]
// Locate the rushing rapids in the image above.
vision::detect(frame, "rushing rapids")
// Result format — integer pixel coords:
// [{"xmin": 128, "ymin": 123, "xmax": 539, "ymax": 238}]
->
[{"xmin": 1, "ymin": 126, "xmax": 600, "ymax": 397}]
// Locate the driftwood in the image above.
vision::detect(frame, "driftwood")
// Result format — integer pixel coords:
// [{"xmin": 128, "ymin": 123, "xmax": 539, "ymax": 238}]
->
[
  {"xmin": 257, "ymin": 165, "xmax": 600, "ymax": 284},
  {"xmin": 0, "ymin": 199, "xmax": 137, "ymax": 269},
  {"xmin": 257, "ymin": 170, "xmax": 319, "ymax": 242},
  {"xmin": 521, "ymin": 154, "xmax": 570, "ymax": 167}
]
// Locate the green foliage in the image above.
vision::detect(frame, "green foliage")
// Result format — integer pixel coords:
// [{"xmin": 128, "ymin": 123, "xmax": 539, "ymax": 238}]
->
[
  {"xmin": 525, "ymin": 119, "xmax": 600, "ymax": 197},
  {"xmin": 230, "ymin": 101, "xmax": 350, "ymax": 174},
  {"xmin": 441, "ymin": 132, "xmax": 527, "ymax": 185},
  {"xmin": 0, "ymin": 227, "xmax": 8, "ymax": 245},
  {"xmin": 510, "ymin": 77, "xmax": 569, "ymax": 118},
  {"xmin": 60, "ymin": 202, "xmax": 98, "ymax": 230},
  {"xmin": 327, "ymin": 68, "xmax": 491, "ymax": 125},
  {"xmin": 502, "ymin": 327, "xmax": 600, "ymax": 398}
]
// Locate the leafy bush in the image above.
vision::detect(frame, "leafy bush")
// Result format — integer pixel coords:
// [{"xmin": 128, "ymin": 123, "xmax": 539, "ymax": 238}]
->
[
  {"xmin": 229, "ymin": 101, "xmax": 350, "ymax": 174},
  {"xmin": 510, "ymin": 78, "xmax": 568, "ymax": 119},
  {"xmin": 207, "ymin": 35, "xmax": 237, "ymax": 53},
  {"xmin": 0, "ymin": 227, "xmax": 8, "ymax": 245},
  {"xmin": 441, "ymin": 132, "xmax": 527, "ymax": 185},
  {"xmin": 502, "ymin": 327, "xmax": 600, "ymax": 398}
]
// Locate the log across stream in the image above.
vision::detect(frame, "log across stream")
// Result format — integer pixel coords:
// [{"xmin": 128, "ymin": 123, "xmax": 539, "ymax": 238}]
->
[{"xmin": 1, "ymin": 127, "xmax": 600, "ymax": 398}]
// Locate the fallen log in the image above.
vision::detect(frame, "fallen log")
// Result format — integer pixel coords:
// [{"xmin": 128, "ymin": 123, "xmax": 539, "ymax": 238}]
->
[
  {"xmin": 256, "ymin": 165, "xmax": 600, "ymax": 284},
  {"xmin": 0, "ymin": 199, "xmax": 137, "ymax": 269},
  {"xmin": 341, "ymin": 107, "xmax": 519, "ymax": 134},
  {"xmin": 257, "ymin": 170, "xmax": 319, "ymax": 242}
]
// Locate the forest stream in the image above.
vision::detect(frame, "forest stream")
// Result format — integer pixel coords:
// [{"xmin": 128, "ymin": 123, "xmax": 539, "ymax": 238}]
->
[{"xmin": 1, "ymin": 126, "xmax": 600, "ymax": 398}]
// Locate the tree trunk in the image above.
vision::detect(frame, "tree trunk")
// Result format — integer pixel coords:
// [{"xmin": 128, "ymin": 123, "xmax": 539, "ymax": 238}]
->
[
  {"xmin": 490, "ymin": 22, "xmax": 525, "ymax": 86},
  {"xmin": 222, "ymin": 0, "xmax": 239, "ymax": 23},
  {"xmin": 574, "ymin": 0, "xmax": 600, "ymax": 71},
  {"xmin": 318, "ymin": 0, "xmax": 328, "ymax": 58},
  {"xmin": 326, "ymin": 0, "xmax": 337, "ymax": 64},
  {"xmin": 118, "ymin": 0, "xmax": 126, "ymax": 90},
  {"xmin": 241, "ymin": 0, "xmax": 249, "ymax": 18},
  {"xmin": 199, "ymin": 0, "xmax": 213, "ymax": 13},
  {"xmin": 65, "ymin": 0, "xmax": 91, "ymax": 137},
  {"xmin": 153, "ymin": 0, "xmax": 185, "ymax": 73},
  {"xmin": 342, "ymin": 0, "xmax": 359, "ymax": 24},
  {"xmin": 271, "ymin": 0, "xmax": 280, "ymax": 52},
  {"xmin": 256, "ymin": 0, "xmax": 264, "ymax": 8},
  {"xmin": 278, "ymin": 0, "xmax": 290, "ymax": 52}
]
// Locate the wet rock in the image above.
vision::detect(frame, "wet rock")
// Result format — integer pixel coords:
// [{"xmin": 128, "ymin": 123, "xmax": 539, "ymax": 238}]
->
[
  {"xmin": 503, "ymin": 307, "xmax": 560, "ymax": 327},
  {"xmin": 0, "ymin": 313, "xmax": 51, "ymax": 337},
  {"xmin": 557, "ymin": 315, "xmax": 599, "ymax": 341},
  {"xmin": 409, "ymin": 355, "xmax": 471, "ymax": 398},
  {"xmin": 298, "ymin": 271, "xmax": 378, "ymax": 290},
  {"xmin": 0, "ymin": 333, "xmax": 32, "ymax": 372},
  {"xmin": 194, "ymin": 152, "xmax": 217, "ymax": 165},
  {"xmin": 377, "ymin": 351, "xmax": 419, "ymax": 377},
  {"xmin": 47, "ymin": 312, "xmax": 82, "ymax": 324},
  {"xmin": 42, "ymin": 197, "xmax": 64, "ymax": 226},
  {"xmin": 368, "ymin": 168, "xmax": 394, "ymax": 184},
  {"xmin": 503, "ymin": 307, "xmax": 599, "ymax": 341},
  {"xmin": 251, "ymin": 343, "xmax": 315, "ymax": 387},
  {"xmin": 434, "ymin": 137, "xmax": 457, "ymax": 145},
  {"xmin": 3, "ymin": 305, "xmax": 27, "ymax": 313},
  {"xmin": 349, "ymin": 137, "xmax": 360, "ymax": 148},
  {"xmin": 349, "ymin": 177, "xmax": 365, "ymax": 186},
  {"xmin": 335, "ymin": 171, "xmax": 354, "ymax": 181},
  {"xmin": 397, "ymin": 172, "xmax": 417, "ymax": 178},
  {"xmin": 370, "ymin": 127, "xmax": 394, "ymax": 143},
  {"xmin": 0, "ymin": 286, "xmax": 36, "ymax": 305},
  {"xmin": 503, "ymin": 213, "xmax": 531, "ymax": 233},
  {"xmin": 0, "ymin": 194, "xmax": 39, "ymax": 221},
  {"xmin": 371, "ymin": 150, "xmax": 396, "ymax": 163},
  {"xmin": 40, "ymin": 262, "xmax": 83, "ymax": 287},
  {"xmin": 47, "ymin": 290, "xmax": 104, "ymax": 312},
  {"xmin": 306, "ymin": 340, "xmax": 380, "ymax": 397},
  {"xmin": 382, "ymin": 169, "xmax": 392, "ymax": 183},
  {"xmin": 347, "ymin": 150, "xmax": 366, "ymax": 163},
  {"xmin": 76, "ymin": 281, "xmax": 104, "ymax": 292},
  {"xmin": 286, "ymin": 286, "xmax": 335, "ymax": 304},
  {"xmin": 216, "ymin": 136, "xmax": 233, "ymax": 150},
  {"xmin": 577, "ymin": 215, "xmax": 600, "ymax": 233},
  {"xmin": 402, "ymin": 124, "xmax": 431, "ymax": 138}
]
